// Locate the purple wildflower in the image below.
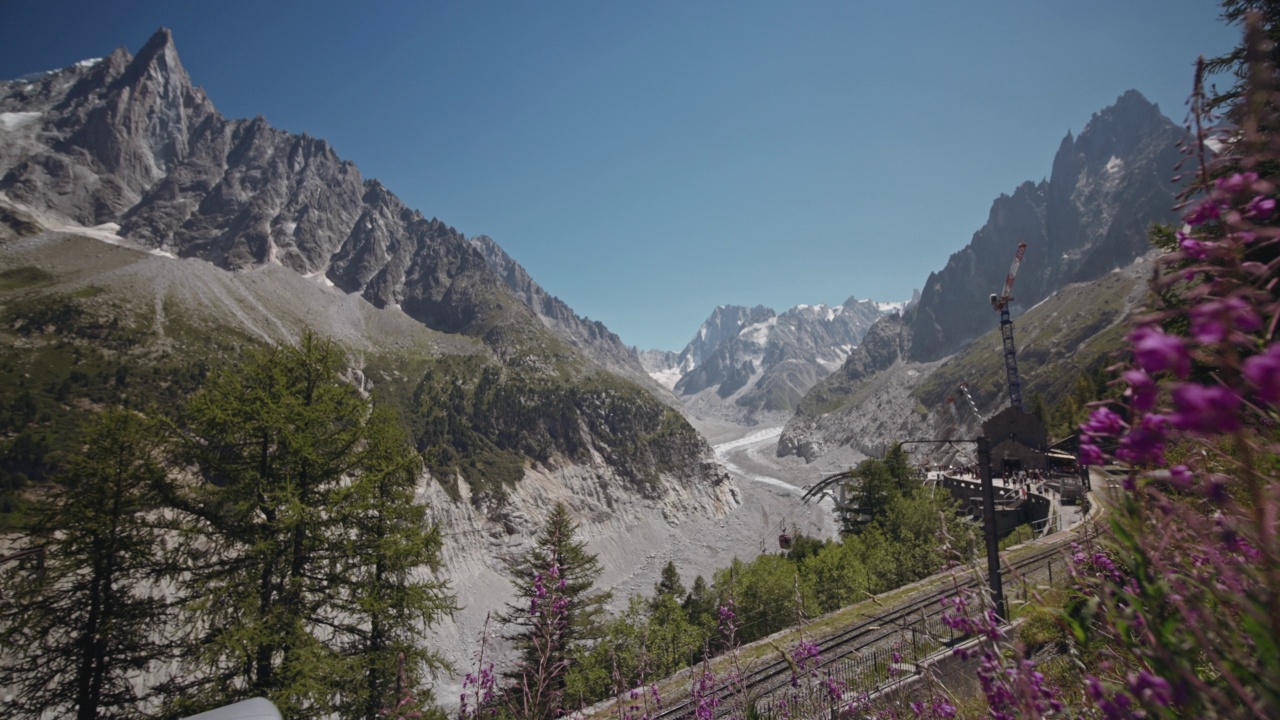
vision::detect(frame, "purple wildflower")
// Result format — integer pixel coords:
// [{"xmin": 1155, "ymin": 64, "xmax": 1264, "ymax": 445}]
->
[
  {"xmin": 1116, "ymin": 413, "xmax": 1169, "ymax": 466},
  {"xmin": 1171, "ymin": 383, "xmax": 1241, "ymax": 434},
  {"xmin": 1186, "ymin": 199, "xmax": 1223, "ymax": 225},
  {"xmin": 1127, "ymin": 670, "xmax": 1174, "ymax": 708},
  {"xmin": 1189, "ymin": 297, "xmax": 1261, "ymax": 344},
  {"xmin": 1123, "ymin": 369, "xmax": 1157, "ymax": 411},
  {"xmin": 1216, "ymin": 171, "xmax": 1258, "ymax": 192},
  {"xmin": 1243, "ymin": 343, "xmax": 1280, "ymax": 404},
  {"xmin": 1129, "ymin": 326, "xmax": 1191, "ymax": 377},
  {"xmin": 1081, "ymin": 406, "xmax": 1126, "ymax": 436},
  {"xmin": 1178, "ymin": 229, "xmax": 1210, "ymax": 259},
  {"xmin": 1245, "ymin": 195, "xmax": 1276, "ymax": 219},
  {"xmin": 1079, "ymin": 440, "xmax": 1106, "ymax": 466}
]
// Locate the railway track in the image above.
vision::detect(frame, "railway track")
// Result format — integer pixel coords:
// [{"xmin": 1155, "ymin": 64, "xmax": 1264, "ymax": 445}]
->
[{"xmin": 652, "ymin": 534, "xmax": 1080, "ymax": 719}]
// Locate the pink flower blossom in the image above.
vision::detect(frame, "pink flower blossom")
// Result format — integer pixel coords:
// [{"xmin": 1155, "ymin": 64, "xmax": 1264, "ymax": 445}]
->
[
  {"xmin": 1081, "ymin": 407, "xmax": 1126, "ymax": 436},
  {"xmin": 1116, "ymin": 414, "xmax": 1169, "ymax": 466},
  {"xmin": 1190, "ymin": 297, "xmax": 1261, "ymax": 344},
  {"xmin": 1168, "ymin": 464, "xmax": 1193, "ymax": 488},
  {"xmin": 1129, "ymin": 326, "xmax": 1191, "ymax": 377},
  {"xmin": 1171, "ymin": 383, "xmax": 1241, "ymax": 435},
  {"xmin": 1123, "ymin": 369, "xmax": 1157, "ymax": 411},
  {"xmin": 1243, "ymin": 344, "xmax": 1280, "ymax": 404},
  {"xmin": 1245, "ymin": 195, "xmax": 1276, "ymax": 219},
  {"xmin": 1079, "ymin": 440, "xmax": 1106, "ymax": 466},
  {"xmin": 1186, "ymin": 199, "xmax": 1223, "ymax": 225},
  {"xmin": 1179, "ymin": 236, "xmax": 1209, "ymax": 259},
  {"xmin": 1216, "ymin": 171, "xmax": 1258, "ymax": 192}
]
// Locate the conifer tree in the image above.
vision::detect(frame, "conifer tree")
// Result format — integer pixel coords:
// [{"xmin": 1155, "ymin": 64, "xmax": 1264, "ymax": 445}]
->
[
  {"xmin": 499, "ymin": 502, "xmax": 609, "ymax": 718},
  {"xmin": 159, "ymin": 333, "xmax": 452, "ymax": 719},
  {"xmin": 842, "ymin": 446, "xmax": 921, "ymax": 536},
  {"xmin": 653, "ymin": 560, "xmax": 685, "ymax": 601},
  {"xmin": 682, "ymin": 575, "xmax": 716, "ymax": 633},
  {"xmin": 1205, "ymin": 0, "xmax": 1280, "ymax": 112},
  {"xmin": 332, "ymin": 406, "xmax": 455, "ymax": 720},
  {"xmin": 0, "ymin": 407, "xmax": 168, "ymax": 720}
]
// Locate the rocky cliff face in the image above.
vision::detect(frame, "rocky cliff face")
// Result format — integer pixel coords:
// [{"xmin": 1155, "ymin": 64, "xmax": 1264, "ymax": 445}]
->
[
  {"xmin": 661, "ymin": 297, "xmax": 891, "ymax": 421},
  {"xmin": 906, "ymin": 90, "xmax": 1183, "ymax": 362},
  {"xmin": 1, "ymin": 29, "xmax": 574, "ymax": 352},
  {"xmin": 776, "ymin": 313, "xmax": 915, "ymax": 458}
]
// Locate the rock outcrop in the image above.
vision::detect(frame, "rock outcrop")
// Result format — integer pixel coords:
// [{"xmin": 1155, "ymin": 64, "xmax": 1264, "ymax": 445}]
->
[
  {"xmin": 906, "ymin": 90, "xmax": 1183, "ymax": 362},
  {"xmin": 467, "ymin": 234, "xmax": 658, "ymax": 384}
]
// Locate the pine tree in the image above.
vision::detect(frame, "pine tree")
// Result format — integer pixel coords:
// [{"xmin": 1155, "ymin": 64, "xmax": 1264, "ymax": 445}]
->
[
  {"xmin": 882, "ymin": 442, "xmax": 914, "ymax": 486},
  {"xmin": 1205, "ymin": 1, "xmax": 1280, "ymax": 113},
  {"xmin": 499, "ymin": 502, "xmax": 609, "ymax": 719},
  {"xmin": 159, "ymin": 332, "xmax": 453, "ymax": 719},
  {"xmin": 332, "ymin": 406, "xmax": 455, "ymax": 720},
  {"xmin": 682, "ymin": 575, "xmax": 716, "ymax": 635},
  {"xmin": 0, "ymin": 407, "xmax": 169, "ymax": 720},
  {"xmin": 842, "ymin": 460, "xmax": 895, "ymax": 535},
  {"xmin": 653, "ymin": 560, "xmax": 685, "ymax": 601},
  {"xmin": 842, "ymin": 448, "xmax": 922, "ymax": 536}
]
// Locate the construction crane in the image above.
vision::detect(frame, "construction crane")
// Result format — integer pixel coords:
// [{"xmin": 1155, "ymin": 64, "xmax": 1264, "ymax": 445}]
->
[{"xmin": 990, "ymin": 241, "xmax": 1027, "ymax": 411}]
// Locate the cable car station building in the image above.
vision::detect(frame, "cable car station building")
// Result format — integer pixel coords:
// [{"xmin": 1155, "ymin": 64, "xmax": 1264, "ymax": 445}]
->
[{"xmin": 982, "ymin": 406, "xmax": 1049, "ymax": 475}]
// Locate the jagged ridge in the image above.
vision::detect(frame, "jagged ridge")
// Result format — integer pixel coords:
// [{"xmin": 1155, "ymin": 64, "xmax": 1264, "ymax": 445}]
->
[{"xmin": 905, "ymin": 90, "xmax": 1183, "ymax": 362}]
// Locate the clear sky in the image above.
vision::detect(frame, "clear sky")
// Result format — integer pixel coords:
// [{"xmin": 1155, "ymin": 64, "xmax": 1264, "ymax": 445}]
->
[{"xmin": 1, "ymin": 1, "xmax": 1240, "ymax": 351}]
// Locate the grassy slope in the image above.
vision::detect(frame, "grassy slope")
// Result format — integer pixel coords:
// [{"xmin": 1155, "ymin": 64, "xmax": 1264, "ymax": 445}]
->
[
  {"xmin": 0, "ymin": 231, "xmax": 709, "ymax": 527},
  {"xmin": 912, "ymin": 262, "xmax": 1147, "ymax": 415}
]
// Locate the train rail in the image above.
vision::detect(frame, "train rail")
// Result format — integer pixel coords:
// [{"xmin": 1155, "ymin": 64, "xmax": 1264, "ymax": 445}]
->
[{"xmin": 651, "ymin": 533, "xmax": 1081, "ymax": 719}]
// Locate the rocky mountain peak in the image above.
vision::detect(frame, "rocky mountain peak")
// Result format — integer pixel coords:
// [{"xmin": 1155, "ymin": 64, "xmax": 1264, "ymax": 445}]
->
[
  {"xmin": 905, "ymin": 89, "xmax": 1183, "ymax": 362},
  {"xmin": 677, "ymin": 304, "xmax": 774, "ymax": 370},
  {"xmin": 92, "ymin": 46, "xmax": 134, "ymax": 85},
  {"xmin": 1069, "ymin": 91, "xmax": 1166, "ymax": 176},
  {"xmin": 663, "ymin": 296, "xmax": 898, "ymax": 420},
  {"xmin": 4, "ymin": 31, "xmax": 521, "ymax": 344},
  {"xmin": 124, "ymin": 27, "xmax": 184, "ymax": 84}
]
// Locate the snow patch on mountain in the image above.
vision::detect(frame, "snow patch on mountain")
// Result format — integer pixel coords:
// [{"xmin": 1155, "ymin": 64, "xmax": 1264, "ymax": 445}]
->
[
  {"xmin": 0, "ymin": 111, "xmax": 40, "ymax": 131},
  {"xmin": 739, "ymin": 316, "xmax": 777, "ymax": 345},
  {"xmin": 649, "ymin": 366, "xmax": 685, "ymax": 390},
  {"xmin": 875, "ymin": 300, "xmax": 908, "ymax": 314},
  {"xmin": 10, "ymin": 58, "xmax": 101, "ymax": 84}
]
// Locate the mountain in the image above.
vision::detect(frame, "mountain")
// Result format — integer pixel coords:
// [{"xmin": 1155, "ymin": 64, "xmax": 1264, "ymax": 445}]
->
[
  {"xmin": 0, "ymin": 23, "xmax": 738, "ymax": 500},
  {"xmin": 778, "ymin": 258, "xmax": 1151, "ymax": 463},
  {"xmin": 906, "ymin": 90, "xmax": 1183, "ymax": 361},
  {"xmin": 0, "ymin": 28, "xmax": 747, "ymax": 672},
  {"xmin": 654, "ymin": 296, "xmax": 896, "ymax": 422},
  {"xmin": 777, "ymin": 90, "xmax": 1185, "ymax": 463},
  {"xmin": 0, "ymin": 30, "xmax": 588, "ymax": 360}
]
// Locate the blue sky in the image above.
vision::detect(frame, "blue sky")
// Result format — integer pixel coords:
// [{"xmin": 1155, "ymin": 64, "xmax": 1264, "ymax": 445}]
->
[{"xmin": 1, "ymin": 1, "xmax": 1239, "ymax": 351}]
